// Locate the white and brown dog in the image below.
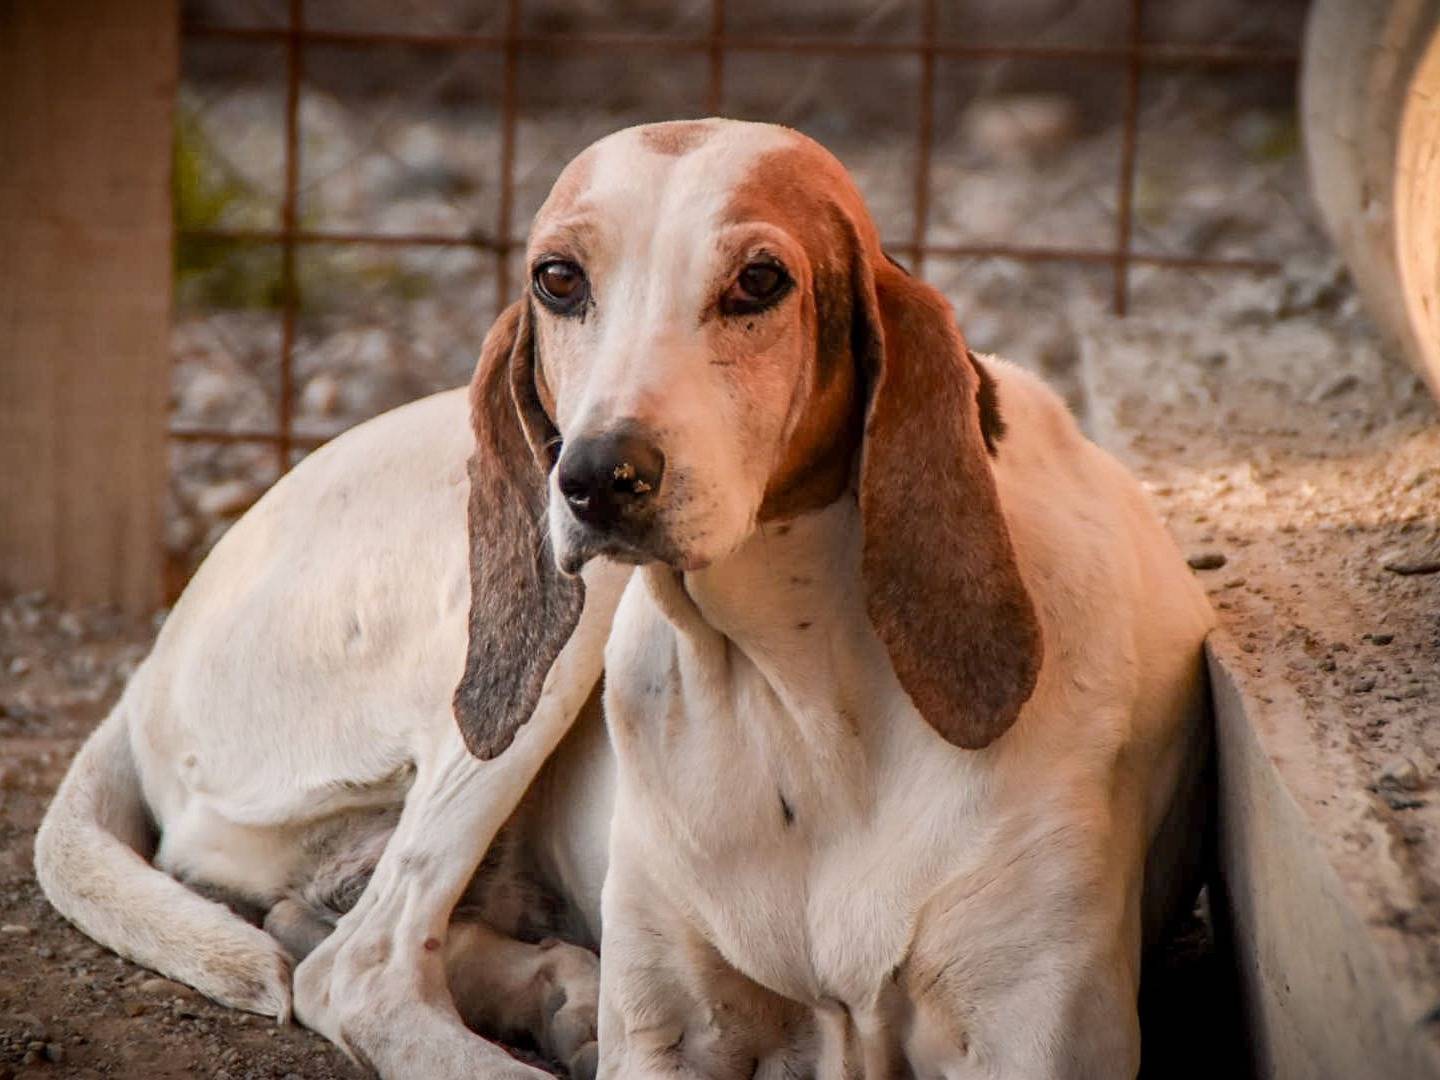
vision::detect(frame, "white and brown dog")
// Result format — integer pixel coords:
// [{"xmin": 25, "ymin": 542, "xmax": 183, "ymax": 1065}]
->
[{"xmin": 37, "ymin": 119, "xmax": 1214, "ymax": 1079}]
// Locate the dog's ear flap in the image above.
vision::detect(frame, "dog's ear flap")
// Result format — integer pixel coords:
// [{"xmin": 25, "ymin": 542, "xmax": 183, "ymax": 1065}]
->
[
  {"xmin": 853, "ymin": 256, "xmax": 1043, "ymax": 750},
  {"xmin": 453, "ymin": 300, "xmax": 585, "ymax": 760}
]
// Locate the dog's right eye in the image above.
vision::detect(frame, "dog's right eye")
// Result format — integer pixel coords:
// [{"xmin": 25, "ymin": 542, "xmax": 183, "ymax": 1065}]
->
[{"xmin": 533, "ymin": 260, "xmax": 589, "ymax": 315}]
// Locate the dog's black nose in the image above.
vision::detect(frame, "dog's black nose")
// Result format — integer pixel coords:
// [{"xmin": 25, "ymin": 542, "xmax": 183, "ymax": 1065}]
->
[{"xmin": 557, "ymin": 431, "xmax": 665, "ymax": 530}]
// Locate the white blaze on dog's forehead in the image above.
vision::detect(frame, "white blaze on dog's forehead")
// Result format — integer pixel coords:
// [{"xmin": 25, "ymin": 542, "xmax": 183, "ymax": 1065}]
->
[{"xmin": 580, "ymin": 121, "xmax": 799, "ymax": 244}]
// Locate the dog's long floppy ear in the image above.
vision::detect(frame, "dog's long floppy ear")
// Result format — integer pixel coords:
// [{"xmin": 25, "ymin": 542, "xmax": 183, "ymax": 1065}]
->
[
  {"xmin": 453, "ymin": 299, "xmax": 585, "ymax": 760},
  {"xmin": 852, "ymin": 255, "xmax": 1044, "ymax": 750}
]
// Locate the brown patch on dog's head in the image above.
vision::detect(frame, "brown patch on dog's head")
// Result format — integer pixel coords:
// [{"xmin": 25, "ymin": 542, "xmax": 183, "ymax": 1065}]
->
[
  {"xmin": 639, "ymin": 119, "xmax": 719, "ymax": 157},
  {"xmin": 725, "ymin": 133, "xmax": 1041, "ymax": 748},
  {"xmin": 453, "ymin": 300, "xmax": 585, "ymax": 760}
]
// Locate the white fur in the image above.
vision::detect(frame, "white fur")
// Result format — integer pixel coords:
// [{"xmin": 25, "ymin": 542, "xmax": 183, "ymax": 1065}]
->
[{"xmin": 37, "ymin": 121, "xmax": 1212, "ymax": 1080}]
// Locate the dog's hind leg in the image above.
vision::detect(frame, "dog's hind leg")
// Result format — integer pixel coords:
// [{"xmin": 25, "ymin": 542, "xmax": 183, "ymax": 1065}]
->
[{"xmin": 447, "ymin": 921, "xmax": 600, "ymax": 1080}]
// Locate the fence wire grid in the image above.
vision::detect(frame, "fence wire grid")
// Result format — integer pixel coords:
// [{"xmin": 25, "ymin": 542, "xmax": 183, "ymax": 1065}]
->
[{"xmin": 168, "ymin": 0, "xmax": 1319, "ymax": 589}]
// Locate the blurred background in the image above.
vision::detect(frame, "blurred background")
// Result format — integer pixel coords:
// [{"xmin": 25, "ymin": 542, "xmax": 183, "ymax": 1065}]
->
[{"xmin": 167, "ymin": 0, "xmax": 1320, "ymax": 588}]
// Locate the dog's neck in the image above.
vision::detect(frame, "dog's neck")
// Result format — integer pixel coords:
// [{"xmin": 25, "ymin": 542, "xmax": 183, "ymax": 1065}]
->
[{"xmin": 641, "ymin": 498, "xmax": 906, "ymax": 763}]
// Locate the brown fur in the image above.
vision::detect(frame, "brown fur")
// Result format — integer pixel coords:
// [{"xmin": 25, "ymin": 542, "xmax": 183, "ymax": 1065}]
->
[
  {"xmin": 639, "ymin": 119, "xmax": 718, "ymax": 157},
  {"xmin": 453, "ymin": 301, "xmax": 585, "ymax": 760},
  {"xmin": 857, "ymin": 259, "xmax": 1042, "ymax": 748},
  {"xmin": 728, "ymin": 137, "xmax": 1042, "ymax": 749}
]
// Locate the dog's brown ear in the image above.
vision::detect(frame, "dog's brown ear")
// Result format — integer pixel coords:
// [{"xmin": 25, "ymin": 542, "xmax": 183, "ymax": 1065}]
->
[
  {"xmin": 853, "ymin": 257, "xmax": 1043, "ymax": 750},
  {"xmin": 453, "ymin": 300, "xmax": 585, "ymax": 760}
]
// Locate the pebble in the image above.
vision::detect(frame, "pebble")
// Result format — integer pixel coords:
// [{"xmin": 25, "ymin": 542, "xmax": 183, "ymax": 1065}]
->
[
  {"xmin": 195, "ymin": 479, "xmax": 260, "ymax": 519},
  {"xmin": 1368, "ymin": 632, "xmax": 1395, "ymax": 646},
  {"xmin": 44, "ymin": 1043, "xmax": 64, "ymax": 1064},
  {"xmin": 1382, "ymin": 554, "xmax": 1440, "ymax": 576},
  {"xmin": 138, "ymin": 977, "xmax": 194, "ymax": 999},
  {"xmin": 6, "ymin": 656, "xmax": 31, "ymax": 678},
  {"xmin": 963, "ymin": 93, "xmax": 1078, "ymax": 162},
  {"xmin": 1, "ymin": 924, "xmax": 31, "ymax": 936},
  {"xmin": 1379, "ymin": 756, "xmax": 1424, "ymax": 792},
  {"xmin": 1351, "ymin": 675, "xmax": 1377, "ymax": 694},
  {"xmin": 1187, "ymin": 551, "xmax": 1227, "ymax": 571}
]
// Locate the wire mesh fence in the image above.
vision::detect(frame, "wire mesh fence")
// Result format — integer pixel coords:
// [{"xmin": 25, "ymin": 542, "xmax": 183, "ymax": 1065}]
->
[{"xmin": 169, "ymin": 0, "xmax": 1321, "ymax": 590}]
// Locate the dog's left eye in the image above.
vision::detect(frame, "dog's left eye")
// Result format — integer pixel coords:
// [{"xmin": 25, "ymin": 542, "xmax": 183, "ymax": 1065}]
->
[{"xmin": 721, "ymin": 260, "xmax": 792, "ymax": 316}]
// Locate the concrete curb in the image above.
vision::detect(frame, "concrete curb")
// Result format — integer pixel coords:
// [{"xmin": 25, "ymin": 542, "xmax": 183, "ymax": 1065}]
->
[{"xmin": 1209, "ymin": 633, "xmax": 1440, "ymax": 1080}]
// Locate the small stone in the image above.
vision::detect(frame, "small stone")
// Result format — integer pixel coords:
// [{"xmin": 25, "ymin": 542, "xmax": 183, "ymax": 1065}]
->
[
  {"xmin": 1310, "ymin": 371, "xmax": 1358, "ymax": 402},
  {"xmin": 300, "ymin": 373, "xmax": 343, "ymax": 418},
  {"xmin": 7, "ymin": 656, "xmax": 31, "ymax": 678},
  {"xmin": 1187, "ymin": 551, "xmax": 1227, "ymax": 571},
  {"xmin": 1379, "ymin": 756, "xmax": 1424, "ymax": 792},
  {"xmin": 43, "ymin": 1043, "xmax": 64, "ymax": 1064},
  {"xmin": 57, "ymin": 612, "xmax": 84, "ymax": 639},
  {"xmin": 139, "ymin": 977, "xmax": 192, "ymax": 998},
  {"xmin": 123, "ymin": 1001, "xmax": 145, "ymax": 1017},
  {"xmin": 1, "ymin": 923, "xmax": 31, "ymax": 936},
  {"xmin": 963, "ymin": 93, "xmax": 1078, "ymax": 162},
  {"xmin": 1369, "ymin": 632, "xmax": 1395, "ymax": 646},
  {"xmin": 1382, "ymin": 554, "xmax": 1440, "ymax": 575},
  {"xmin": 1351, "ymin": 675, "xmax": 1377, "ymax": 694},
  {"xmin": 195, "ymin": 479, "xmax": 259, "ymax": 519}
]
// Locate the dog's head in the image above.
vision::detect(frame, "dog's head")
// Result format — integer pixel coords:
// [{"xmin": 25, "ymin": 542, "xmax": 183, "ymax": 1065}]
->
[{"xmin": 457, "ymin": 119, "xmax": 1042, "ymax": 758}]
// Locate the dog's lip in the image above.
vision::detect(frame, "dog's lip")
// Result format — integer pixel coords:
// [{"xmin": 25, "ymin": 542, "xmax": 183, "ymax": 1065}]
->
[{"xmin": 556, "ymin": 528, "xmax": 700, "ymax": 576}]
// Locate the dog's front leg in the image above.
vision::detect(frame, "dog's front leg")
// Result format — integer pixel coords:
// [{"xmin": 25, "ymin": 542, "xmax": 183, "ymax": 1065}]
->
[
  {"xmin": 292, "ymin": 741, "xmax": 558, "ymax": 1078},
  {"xmin": 597, "ymin": 851, "xmax": 811, "ymax": 1080}
]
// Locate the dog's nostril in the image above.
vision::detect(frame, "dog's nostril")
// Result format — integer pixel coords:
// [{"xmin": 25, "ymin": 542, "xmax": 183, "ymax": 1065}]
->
[
  {"xmin": 610, "ymin": 461, "xmax": 653, "ymax": 496},
  {"xmin": 558, "ymin": 430, "xmax": 665, "ymax": 530}
]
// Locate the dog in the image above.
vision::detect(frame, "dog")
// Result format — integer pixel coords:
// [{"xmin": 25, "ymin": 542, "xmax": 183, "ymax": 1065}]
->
[{"xmin": 37, "ymin": 118, "xmax": 1213, "ymax": 1079}]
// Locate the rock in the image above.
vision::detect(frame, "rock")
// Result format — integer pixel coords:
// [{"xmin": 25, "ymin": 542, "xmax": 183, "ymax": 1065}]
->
[
  {"xmin": 1368, "ymin": 632, "xmax": 1395, "ymax": 645},
  {"xmin": 7, "ymin": 657, "xmax": 31, "ymax": 678},
  {"xmin": 1187, "ymin": 551, "xmax": 1228, "ymax": 571},
  {"xmin": 1351, "ymin": 675, "xmax": 1377, "ymax": 694},
  {"xmin": 299, "ymin": 373, "xmax": 343, "ymax": 418},
  {"xmin": 195, "ymin": 479, "xmax": 260, "ymax": 519},
  {"xmin": 1382, "ymin": 552, "xmax": 1440, "ymax": 575},
  {"xmin": 1379, "ymin": 756, "xmax": 1424, "ymax": 792},
  {"xmin": 1310, "ymin": 371, "xmax": 1359, "ymax": 402},
  {"xmin": 43, "ymin": 1043, "xmax": 64, "ymax": 1064},
  {"xmin": 57, "ymin": 612, "xmax": 84, "ymax": 640},
  {"xmin": 180, "ymin": 368, "xmax": 239, "ymax": 422},
  {"xmin": 138, "ymin": 977, "xmax": 194, "ymax": 1000},
  {"xmin": 963, "ymin": 93, "xmax": 1078, "ymax": 163},
  {"xmin": 0, "ymin": 924, "xmax": 31, "ymax": 936}
]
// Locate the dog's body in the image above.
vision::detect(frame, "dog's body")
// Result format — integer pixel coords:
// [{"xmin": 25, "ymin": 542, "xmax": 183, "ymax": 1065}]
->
[{"xmin": 38, "ymin": 120, "xmax": 1212, "ymax": 1079}]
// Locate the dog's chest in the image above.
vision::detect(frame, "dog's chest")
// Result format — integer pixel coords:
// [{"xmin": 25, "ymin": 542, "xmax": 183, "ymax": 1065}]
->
[{"xmin": 605, "ymin": 552, "xmax": 987, "ymax": 1006}]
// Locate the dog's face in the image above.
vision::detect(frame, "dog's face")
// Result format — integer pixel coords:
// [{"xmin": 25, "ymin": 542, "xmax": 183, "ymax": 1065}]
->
[
  {"xmin": 456, "ymin": 118, "xmax": 1043, "ymax": 761},
  {"xmin": 527, "ymin": 120, "xmax": 866, "ymax": 573}
]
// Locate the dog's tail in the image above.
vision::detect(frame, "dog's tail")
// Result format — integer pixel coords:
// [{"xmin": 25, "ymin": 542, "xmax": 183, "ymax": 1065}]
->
[{"xmin": 34, "ymin": 705, "xmax": 292, "ymax": 1019}]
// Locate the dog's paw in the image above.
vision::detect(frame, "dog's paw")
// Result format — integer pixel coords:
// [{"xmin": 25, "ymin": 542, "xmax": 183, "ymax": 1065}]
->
[
  {"xmin": 537, "ymin": 940, "xmax": 600, "ymax": 1073},
  {"xmin": 565, "ymin": 1040, "xmax": 598, "ymax": 1080}
]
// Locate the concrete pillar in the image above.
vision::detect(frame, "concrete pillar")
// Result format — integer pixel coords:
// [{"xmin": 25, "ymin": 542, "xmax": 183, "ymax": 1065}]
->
[{"xmin": 0, "ymin": 0, "xmax": 178, "ymax": 613}]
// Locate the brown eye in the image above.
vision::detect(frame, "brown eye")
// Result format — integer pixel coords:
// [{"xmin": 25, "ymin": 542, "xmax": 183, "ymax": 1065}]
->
[
  {"xmin": 533, "ymin": 260, "xmax": 588, "ymax": 314},
  {"xmin": 721, "ymin": 260, "xmax": 792, "ymax": 316}
]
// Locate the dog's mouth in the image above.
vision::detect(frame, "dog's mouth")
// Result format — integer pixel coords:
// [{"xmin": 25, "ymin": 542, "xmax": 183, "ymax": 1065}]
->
[{"xmin": 555, "ymin": 520, "xmax": 704, "ymax": 576}]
